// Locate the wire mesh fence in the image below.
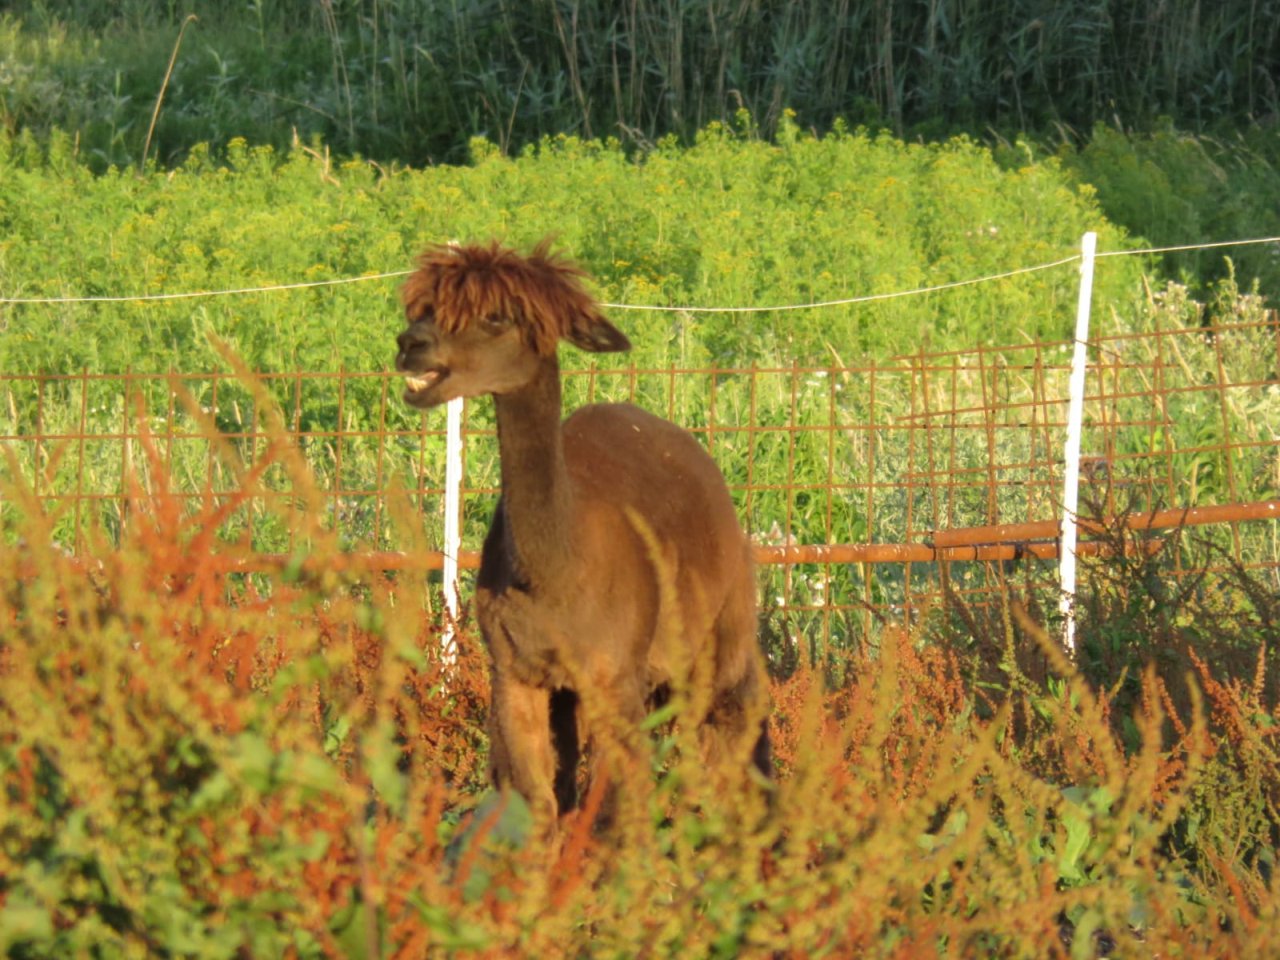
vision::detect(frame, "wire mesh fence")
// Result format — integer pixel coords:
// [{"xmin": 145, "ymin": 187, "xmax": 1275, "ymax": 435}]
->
[{"xmin": 3, "ymin": 315, "xmax": 1278, "ymax": 648}]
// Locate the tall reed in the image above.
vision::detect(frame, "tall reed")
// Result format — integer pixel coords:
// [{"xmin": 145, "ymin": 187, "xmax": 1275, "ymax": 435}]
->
[{"xmin": 3, "ymin": 0, "xmax": 1276, "ymax": 168}]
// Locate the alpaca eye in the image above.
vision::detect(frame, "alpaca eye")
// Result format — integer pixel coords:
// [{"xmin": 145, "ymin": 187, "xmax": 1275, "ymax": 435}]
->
[{"xmin": 481, "ymin": 314, "xmax": 513, "ymax": 333}]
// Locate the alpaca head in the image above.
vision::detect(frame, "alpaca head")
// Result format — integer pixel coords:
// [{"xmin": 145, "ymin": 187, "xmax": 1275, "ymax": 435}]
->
[{"xmin": 396, "ymin": 240, "xmax": 631, "ymax": 409}]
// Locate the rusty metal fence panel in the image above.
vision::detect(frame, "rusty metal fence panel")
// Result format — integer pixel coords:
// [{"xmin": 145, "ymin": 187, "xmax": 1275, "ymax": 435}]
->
[{"xmin": 3, "ymin": 316, "xmax": 1278, "ymax": 645}]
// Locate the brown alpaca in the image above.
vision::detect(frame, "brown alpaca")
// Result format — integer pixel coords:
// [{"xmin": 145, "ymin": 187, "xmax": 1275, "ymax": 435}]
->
[{"xmin": 395, "ymin": 240, "xmax": 771, "ymax": 821}]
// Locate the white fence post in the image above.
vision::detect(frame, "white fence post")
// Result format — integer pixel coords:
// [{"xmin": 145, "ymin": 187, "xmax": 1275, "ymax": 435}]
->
[
  {"xmin": 1059, "ymin": 231, "xmax": 1097, "ymax": 657},
  {"xmin": 441, "ymin": 395, "xmax": 464, "ymax": 663}
]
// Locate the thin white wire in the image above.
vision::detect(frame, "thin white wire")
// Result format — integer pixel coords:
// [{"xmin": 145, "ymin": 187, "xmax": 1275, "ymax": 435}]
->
[
  {"xmin": 1095, "ymin": 235, "xmax": 1280, "ymax": 258},
  {"xmin": 602, "ymin": 255, "xmax": 1081, "ymax": 313},
  {"xmin": 0, "ymin": 256, "xmax": 1080, "ymax": 310},
  {"xmin": 0, "ymin": 270, "xmax": 413, "ymax": 305},
  {"xmin": 0, "ymin": 234, "xmax": 1276, "ymax": 310}
]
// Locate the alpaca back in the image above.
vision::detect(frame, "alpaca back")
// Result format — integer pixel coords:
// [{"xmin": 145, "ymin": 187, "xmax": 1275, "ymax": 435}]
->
[{"xmin": 562, "ymin": 401, "xmax": 751, "ymax": 594}]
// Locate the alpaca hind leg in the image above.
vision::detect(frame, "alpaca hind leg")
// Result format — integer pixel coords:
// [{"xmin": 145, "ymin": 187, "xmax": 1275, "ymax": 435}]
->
[
  {"xmin": 707, "ymin": 691, "xmax": 773, "ymax": 780},
  {"xmin": 701, "ymin": 684, "xmax": 771, "ymax": 778},
  {"xmin": 581, "ymin": 678, "xmax": 650, "ymax": 830},
  {"xmin": 705, "ymin": 577, "xmax": 773, "ymax": 779},
  {"xmin": 486, "ymin": 707, "xmax": 511, "ymax": 789}
]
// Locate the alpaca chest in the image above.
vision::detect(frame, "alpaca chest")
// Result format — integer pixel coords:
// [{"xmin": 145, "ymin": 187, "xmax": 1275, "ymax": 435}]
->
[{"xmin": 475, "ymin": 580, "xmax": 663, "ymax": 692}]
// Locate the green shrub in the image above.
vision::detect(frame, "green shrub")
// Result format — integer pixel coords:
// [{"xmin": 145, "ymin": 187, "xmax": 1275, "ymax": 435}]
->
[
  {"xmin": 0, "ymin": 120, "xmax": 1142, "ymax": 380},
  {"xmin": 1054, "ymin": 122, "xmax": 1280, "ymax": 296}
]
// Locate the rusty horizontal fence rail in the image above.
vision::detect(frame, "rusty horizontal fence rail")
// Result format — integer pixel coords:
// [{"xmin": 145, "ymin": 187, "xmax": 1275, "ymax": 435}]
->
[
  {"xmin": 208, "ymin": 496, "xmax": 1279, "ymax": 575},
  {"xmin": 2, "ymin": 315, "xmax": 1278, "ymax": 639},
  {"xmin": 930, "ymin": 500, "xmax": 1280, "ymax": 548},
  {"xmin": 201, "ymin": 533, "xmax": 1168, "ymax": 577}
]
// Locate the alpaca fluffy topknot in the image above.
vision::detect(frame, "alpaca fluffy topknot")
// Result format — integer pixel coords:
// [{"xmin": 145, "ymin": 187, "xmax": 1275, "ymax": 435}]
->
[{"xmin": 401, "ymin": 239, "xmax": 608, "ymax": 356}]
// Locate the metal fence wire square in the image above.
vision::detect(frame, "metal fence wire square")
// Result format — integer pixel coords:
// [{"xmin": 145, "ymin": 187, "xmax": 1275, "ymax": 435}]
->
[{"xmin": 2, "ymin": 317, "xmax": 1278, "ymax": 649}]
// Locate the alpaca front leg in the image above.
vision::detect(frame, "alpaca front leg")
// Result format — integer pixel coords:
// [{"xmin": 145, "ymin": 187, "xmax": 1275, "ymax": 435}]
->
[{"xmin": 488, "ymin": 676, "xmax": 558, "ymax": 822}]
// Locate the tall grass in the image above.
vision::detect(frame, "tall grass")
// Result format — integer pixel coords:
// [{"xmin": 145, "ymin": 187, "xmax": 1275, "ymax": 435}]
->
[
  {"xmin": 3, "ymin": 0, "xmax": 1278, "ymax": 170},
  {"xmin": 6, "ymin": 4, "xmax": 1280, "ymax": 295},
  {"xmin": 1049, "ymin": 122, "xmax": 1280, "ymax": 295},
  {"xmin": 1, "ymin": 423, "xmax": 1278, "ymax": 957}
]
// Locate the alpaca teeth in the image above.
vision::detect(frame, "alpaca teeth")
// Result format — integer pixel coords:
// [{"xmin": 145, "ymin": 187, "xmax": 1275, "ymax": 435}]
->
[{"xmin": 405, "ymin": 372, "xmax": 439, "ymax": 392}]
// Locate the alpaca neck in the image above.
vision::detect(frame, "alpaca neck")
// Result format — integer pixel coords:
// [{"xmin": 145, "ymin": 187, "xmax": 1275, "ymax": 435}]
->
[{"xmin": 492, "ymin": 356, "xmax": 575, "ymax": 589}]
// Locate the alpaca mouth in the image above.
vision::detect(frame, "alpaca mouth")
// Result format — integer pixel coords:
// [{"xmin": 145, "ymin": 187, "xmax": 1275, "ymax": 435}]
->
[{"xmin": 402, "ymin": 367, "xmax": 448, "ymax": 401}]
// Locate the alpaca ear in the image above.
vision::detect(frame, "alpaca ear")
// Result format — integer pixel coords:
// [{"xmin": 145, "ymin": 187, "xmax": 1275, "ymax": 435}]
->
[{"xmin": 565, "ymin": 312, "xmax": 631, "ymax": 353}]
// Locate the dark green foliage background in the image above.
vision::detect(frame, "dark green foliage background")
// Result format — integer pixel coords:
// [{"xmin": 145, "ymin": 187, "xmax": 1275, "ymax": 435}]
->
[{"xmin": 3, "ymin": 0, "xmax": 1278, "ymax": 164}]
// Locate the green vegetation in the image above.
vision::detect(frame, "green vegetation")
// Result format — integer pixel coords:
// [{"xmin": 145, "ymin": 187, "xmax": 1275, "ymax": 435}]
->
[
  {"xmin": 0, "ymin": 119, "xmax": 1146, "ymax": 556},
  {"xmin": 2, "ymin": 0, "xmax": 1276, "ymax": 166},
  {"xmin": 1046, "ymin": 122, "xmax": 1280, "ymax": 295},
  {"xmin": 2, "ymin": 123, "xmax": 1275, "ymax": 618},
  {"xmin": 5, "ymin": 1, "xmax": 1280, "ymax": 296},
  {"xmin": 1, "ymin": 5, "xmax": 1277, "ymax": 955},
  {"xmin": 1, "ymin": 452, "xmax": 1277, "ymax": 958},
  {"xmin": 0, "ymin": 121, "xmax": 1144, "ymax": 376}
]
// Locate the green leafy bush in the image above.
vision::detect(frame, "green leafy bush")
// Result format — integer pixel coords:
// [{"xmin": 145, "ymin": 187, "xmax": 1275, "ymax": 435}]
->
[
  {"xmin": 0, "ymin": 120, "xmax": 1141, "ymax": 379},
  {"xmin": 1054, "ymin": 122, "xmax": 1280, "ymax": 296}
]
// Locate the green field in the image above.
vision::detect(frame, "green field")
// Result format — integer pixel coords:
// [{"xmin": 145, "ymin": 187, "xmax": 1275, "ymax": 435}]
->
[
  {"xmin": 2, "ymin": 4, "xmax": 1280, "ymax": 955},
  {"xmin": 5, "ymin": 0, "xmax": 1279, "ymax": 298},
  {"xmin": 0, "ymin": 121, "xmax": 1145, "ymax": 558},
  {"xmin": 0, "ymin": 122, "xmax": 1149, "ymax": 374}
]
